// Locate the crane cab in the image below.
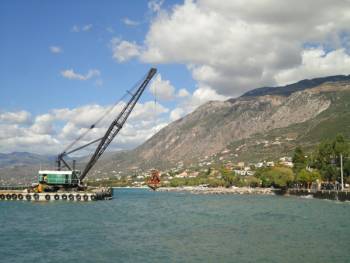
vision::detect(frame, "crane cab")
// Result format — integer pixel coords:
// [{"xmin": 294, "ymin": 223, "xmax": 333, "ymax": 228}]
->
[{"xmin": 38, "ymin": 170, "xmax": 80, "ymax": 186}]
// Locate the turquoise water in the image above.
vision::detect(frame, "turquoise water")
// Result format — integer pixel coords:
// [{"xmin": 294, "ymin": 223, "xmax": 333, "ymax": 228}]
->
[{"xmin": 0, "ymin": 189, "xmax": 349, "ymax": 263}]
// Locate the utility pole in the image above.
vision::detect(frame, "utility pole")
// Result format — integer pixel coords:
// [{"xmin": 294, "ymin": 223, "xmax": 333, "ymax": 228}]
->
[{"xmin": 340, "ymin": 154, "xmax": 344, "ymax": 191}]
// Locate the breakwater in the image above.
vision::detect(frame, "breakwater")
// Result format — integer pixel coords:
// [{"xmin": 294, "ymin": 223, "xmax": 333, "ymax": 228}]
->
[
  {"xmin": 158, "ymin": 186, "xmax": 273, "ymax": 195},
  {"xmin": 288, "ymin": 188, "xmax": 350, "ymax": 201}
]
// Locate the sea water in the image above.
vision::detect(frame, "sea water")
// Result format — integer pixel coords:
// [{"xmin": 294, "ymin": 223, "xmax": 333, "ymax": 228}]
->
[{"xmin": 0, "ymin": 189, "xmax": 349, "ymax": 263}]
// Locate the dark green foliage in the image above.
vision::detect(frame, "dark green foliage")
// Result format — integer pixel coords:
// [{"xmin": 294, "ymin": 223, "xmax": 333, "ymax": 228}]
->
[
  {"xmin": 292, "ymin": 146, "xmax": 306, "ymax": 173},
  {"xmin": 255, "ymin": 167, "xmax": 294, "ymax": 189},
  {"xmin": 244, "ymin": 176, "xmax": 261, "ymax": 187},
  {"xmin": 311, "ymin": 134, "xmax": 349, "ymax": 182},
  {"xmin": 220, "ymin": 168, "xmax": 236, "ymax": 188},
  {"xmin": 344, "ymin": 159, "xmax": 350, "ymax": 177},
  {"xmin": 296, "ymin": 169, "xmax": 321, "ymax": 188},
  {"xmin": 333, "ymin": 134, "xmax": 349, "ymax": 156},
  {"xmin": 206, "ymin": 167, "xmax": 212, "ymax": 176}
]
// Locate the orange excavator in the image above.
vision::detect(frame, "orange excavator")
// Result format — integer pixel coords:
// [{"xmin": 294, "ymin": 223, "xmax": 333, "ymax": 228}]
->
[{"xmin": 147, "ymin": 169, "xmax": 161, "ymax": 190}]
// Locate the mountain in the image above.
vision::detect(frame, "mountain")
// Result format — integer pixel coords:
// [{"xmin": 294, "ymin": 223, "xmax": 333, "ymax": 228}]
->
[
  {"xmin": 242, "ymin": 75, "xmax": 350, "ymax": 97},
  {"xmin": 93, "ymin": 75, "xmax": 350, "ymax": 175},
  {"xmin": 0, "ymin": 152, "xmax": 55, "ymax": 168},
  {"xmin": 1, "ymin": 75, "xmax": 350, "ymax": 183},
  {"xmin": 0, "ymin": 152, "xmax": 56, "ymax": 185}
]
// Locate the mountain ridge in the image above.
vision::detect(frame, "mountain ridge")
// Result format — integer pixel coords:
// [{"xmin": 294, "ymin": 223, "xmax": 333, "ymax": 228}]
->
[
  {"xmin": 242, "ymin": 74, "xmax": 350, "ymax": 97},
  {"xmin": 91, "ymin": 78, "xmax": 350, "ymax": 176},
  {"xmin": 1, "ymin": 74, "xmax": 350, "ymax": 183}
]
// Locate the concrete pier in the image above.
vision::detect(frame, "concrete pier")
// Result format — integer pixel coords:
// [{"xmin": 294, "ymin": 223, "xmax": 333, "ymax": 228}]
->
[{"xmin": 287, "ymin": 188, "xmax": 350, "ymax": 201}]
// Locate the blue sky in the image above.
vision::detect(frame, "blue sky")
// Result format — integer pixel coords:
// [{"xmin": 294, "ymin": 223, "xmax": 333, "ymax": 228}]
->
[
  {"xmin": 0, "ymin": 0, "xmax": 192, "ymax": 115},
  {"xmin": 1, "ymin": 0, "xmax": 349, "ymax": 154}
]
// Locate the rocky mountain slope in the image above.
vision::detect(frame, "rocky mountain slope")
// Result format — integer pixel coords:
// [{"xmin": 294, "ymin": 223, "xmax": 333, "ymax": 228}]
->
[
  {"xmin": 93, "ymin": 75, "xmax": 350, "ymax": 174},
  {"xmin": 1, "ymin": 75, "xmax": 350, "ymax": 183},
  {"xmin": 242, "ymin": 75, "xmax": 350, "ymax": 97}
]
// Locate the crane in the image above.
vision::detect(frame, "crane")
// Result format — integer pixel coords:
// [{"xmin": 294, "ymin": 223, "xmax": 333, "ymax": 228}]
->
[{"xmin": 37, "ymin": 68, "xmax": 157, "ymax": 192}]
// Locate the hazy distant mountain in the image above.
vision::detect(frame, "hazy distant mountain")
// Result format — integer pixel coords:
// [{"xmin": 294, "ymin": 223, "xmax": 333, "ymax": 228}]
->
[
  {"xmin": 0, "ymin": 152, "xmax": 56, "ymax": 185},
  {"xmin": 0, "ymin": 152, "xmax": 55, "ymax": 168}
]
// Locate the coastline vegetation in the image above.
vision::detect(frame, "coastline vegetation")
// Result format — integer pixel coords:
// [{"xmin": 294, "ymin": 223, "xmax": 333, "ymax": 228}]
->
[{"xmin": 88, "ymin": 134, "xmax": 350, "ymax": 189}]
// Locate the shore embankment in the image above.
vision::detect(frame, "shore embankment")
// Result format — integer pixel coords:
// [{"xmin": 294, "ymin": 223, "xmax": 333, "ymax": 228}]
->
[
  {"xmin": 158, "ymin": 186, "xmax": 274, "ymax": 195},
  {"xmin": 287, "ymin": 188, "xmax": 350, "ymax": 201}
]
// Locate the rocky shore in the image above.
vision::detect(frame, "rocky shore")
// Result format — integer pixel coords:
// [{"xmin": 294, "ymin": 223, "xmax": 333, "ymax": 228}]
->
[{"xmin": 157, "ymin": 186, "xmax": 274, "ymax": 195}]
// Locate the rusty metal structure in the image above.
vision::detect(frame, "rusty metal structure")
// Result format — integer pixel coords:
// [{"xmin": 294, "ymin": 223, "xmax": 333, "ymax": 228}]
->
[{"xmin": 147, "ymin": 169, "xmax": 161, "ymax": 190}]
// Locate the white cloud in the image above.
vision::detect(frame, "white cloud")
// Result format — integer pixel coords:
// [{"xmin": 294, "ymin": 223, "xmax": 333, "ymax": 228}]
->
[
  {"xmin": 170, "ymin": 107, "xmax": 185, "ymax": 121},
  {"xmin": 117, "ymin": 0, "xmax": 350, "ymax": 97},
  {"xmin": 130, "ymin": 101, "xmax": 169, "ymax": 121},
  {"xmin": 111, "ymin": 38, "xmax": 142, "ymax": 62},
  {"xmin": 191, "ymin": 86, "xmax": 228, "ymax": 105},
  {"xmin": 0, "ymin": 100, "xmax": 170, "ymax": 154},
  {"xmin": 169, "ymin": 85, "xmax": 229, "ymax": 122},
  {"xmin": 178, "ymin": 86, "xmax": 228, "ymax": 116},
  {"xmin": 106, "ymin": 26, "xmax": 115, "ymax": 33},
  {"xmin": 71, "ymin": 25, "xmax": 80, "ymax": 32},
  {"xmin": 177, "ymin": 88, "xmax": 190, "ymax": 98},
  {"xmin": 0, "ymin": 111, "xmax": 32, "ymax": 124},
  {"xmin": 276, "ymin": 48, "xmax": 350, "ymax": 85},
  {"xmin": 149, "ymin": 74, "xmax": 175, "ymax": 100},
  {"xmin": 30, "ymin": 114, "xmax": 55, "ymax": 135},
  {"xmin": 82, "ymin": 24, "xmax": 93, "ymax": 31},
  {"xmin": 53, "ymin": 104, "xmax": 111, "ymax": 128},
  {"xmin": 71, "ymin": 24, "xmax": 93, "ymax": 32},
  {"xmin": 0, "ymin": 124, "xmax": 24, "ymax": 140},
  {"xmin": 61, "ymin": 69, "xmax": 101, "ymax": 81},
  {"xmin": 49, "ymin": 46, "xmax": 62, "ymax": 54},
  {"xmin": 148, "ymin": 0, "xmax": 164, "ymax": 13},
  {"xmin": 122, "ymin": 18, "xmax": 140, "ymax": 26}
]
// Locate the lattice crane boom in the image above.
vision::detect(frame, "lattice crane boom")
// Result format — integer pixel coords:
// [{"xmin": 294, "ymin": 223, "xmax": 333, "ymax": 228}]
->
[{"xmin": 79, "ymin": 68, "xmax": 157, "ymax": 181}]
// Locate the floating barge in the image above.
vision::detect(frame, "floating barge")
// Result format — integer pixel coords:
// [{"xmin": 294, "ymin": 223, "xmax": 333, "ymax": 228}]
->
[
  {"xmin": 0, "ymin": 68, "xmax": 156, "ymax": 203},
  {"xmin": 0, "ymin": 186, "xmax": 113, "ymax": 202}
]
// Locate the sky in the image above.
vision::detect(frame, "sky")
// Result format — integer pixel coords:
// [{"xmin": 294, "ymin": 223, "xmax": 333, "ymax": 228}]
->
[{"xmin": 1, "ymin": 0, "xmax": 350, "ymax": 155}]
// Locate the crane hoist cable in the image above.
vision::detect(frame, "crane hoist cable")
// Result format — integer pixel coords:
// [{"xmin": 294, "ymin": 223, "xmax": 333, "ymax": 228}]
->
[
  {"xmin": 146, "ymin": 74, "xmax": 162, "ymax": 191},
  {"xmin": 79, "ymin": 68, "xmax": 157, "ymax": 180},
  {"xmin": 56, "ymin": 68, "xmax": 157, "ymax": 183},
  {"xmin": 60, "ymin": 72, "xmax": 147, "ymax": 155},
  {"xmin": 154, "ymin": 77, "xmax": 157, "ymax": 132}
]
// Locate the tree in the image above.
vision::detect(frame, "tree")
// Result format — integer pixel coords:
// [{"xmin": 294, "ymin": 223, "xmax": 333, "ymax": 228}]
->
[
  {"xmin": 206, "ymin": 167, "xmax": 212, "ymax": 176},
  {"xmin": 296, "ymin": 169, "xmax": 321, "ymax": 188},
  {"xmin": 220, "ymin": 167, "xmax": 236, "ymax": 188},
  {"xmin": 344, "ymin": 159, "xmax": 350, "ymax": 177},
  {"xmin": 292, "ymin": 146, "xmax": 306, "ymax": 173},
  {"xmin": 296, "ymin": 169, "xmax": 309, "ymax": 187},
  {"xmin": 244, "ymin": 176, "xmax": 261, "ymax": 188},
  {"xmin": 333, "ymin": 134, "xmax": 349, "ymax": 157},
  {"xmin": 312, "ymin": 134, "xmax": 350, "ymax": 182},
  {"xmin": 255, "ymin": 167, "xmax": 271, "ymax": 187},
  {"xmin": 256, "ymin": 167, "xmax": 294, "ymax": 189}
]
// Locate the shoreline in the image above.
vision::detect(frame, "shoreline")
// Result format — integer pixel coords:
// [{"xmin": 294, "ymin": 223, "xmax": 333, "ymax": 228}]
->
[{"xmin": 157, "ymin": 186, "xmax": 274, "ymax": 195}]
